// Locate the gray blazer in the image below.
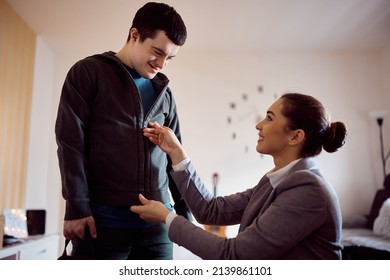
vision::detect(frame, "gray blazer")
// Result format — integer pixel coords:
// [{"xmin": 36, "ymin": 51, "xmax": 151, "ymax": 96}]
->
[{"xmin": 169, "ymin": 158, "xmax": 343, "ymax": 259}]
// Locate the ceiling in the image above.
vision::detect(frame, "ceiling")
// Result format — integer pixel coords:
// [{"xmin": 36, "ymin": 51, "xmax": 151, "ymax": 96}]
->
[{"xmin": 6, "ymin": 0, "xmax": 390, "ymax": 59}]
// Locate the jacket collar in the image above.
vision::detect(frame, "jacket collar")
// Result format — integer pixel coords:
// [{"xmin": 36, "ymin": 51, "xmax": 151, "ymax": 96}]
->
[{"xmin": 102, "ymin": 51, "xmax": 170, "ymax": 87}]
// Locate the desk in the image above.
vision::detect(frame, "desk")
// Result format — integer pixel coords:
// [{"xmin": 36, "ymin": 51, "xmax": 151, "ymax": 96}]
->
[{"xmin": 0, "ymin": 234, "xmax": 59, "ymax": 260}]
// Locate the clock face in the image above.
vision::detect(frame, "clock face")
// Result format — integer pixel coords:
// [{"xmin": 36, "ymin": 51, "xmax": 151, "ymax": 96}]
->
[{"xmin": 227, "ymin": 86, "xmax": 278, "ymax": 155}]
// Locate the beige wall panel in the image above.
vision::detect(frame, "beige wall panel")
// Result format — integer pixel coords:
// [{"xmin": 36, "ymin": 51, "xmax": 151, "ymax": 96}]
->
[{"xmin": 0, "ymin": 0, "xmax": 36, "ymax": 209}]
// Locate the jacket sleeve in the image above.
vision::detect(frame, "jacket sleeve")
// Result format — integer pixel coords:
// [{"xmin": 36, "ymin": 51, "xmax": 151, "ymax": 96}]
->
[
  {"xmin": 55, "ymin": 60, "xmax": 95, "ymax": 220},
  {"xmin": 164, "ymin": 89, "xmax": 192, "ymax": 220}
]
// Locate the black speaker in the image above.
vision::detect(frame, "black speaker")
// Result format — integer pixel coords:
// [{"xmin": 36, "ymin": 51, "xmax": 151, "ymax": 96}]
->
[{"xmin": 26, "ymin": 209, "xmax": 46, "ymax": 235}]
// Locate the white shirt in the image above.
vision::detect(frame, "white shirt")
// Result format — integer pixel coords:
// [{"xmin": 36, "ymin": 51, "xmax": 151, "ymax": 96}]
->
[
  {"xmin": 165, "ymin": 157, "xmax": 191, "ymax": 227},
  {"xmin": 266, "ymin": 159, "xmax": 301, "ymax": 189}
]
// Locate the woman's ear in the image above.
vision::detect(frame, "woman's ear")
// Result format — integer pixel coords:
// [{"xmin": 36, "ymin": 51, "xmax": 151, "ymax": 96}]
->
[{"xmin": 289, "ymin": 129, "xmax": 305, "ymax": 145}]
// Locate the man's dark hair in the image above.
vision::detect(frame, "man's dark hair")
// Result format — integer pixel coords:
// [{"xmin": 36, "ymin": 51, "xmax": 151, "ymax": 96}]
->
[{"xmin": 127, "ymin": 2, "xmax": 187, "ymax": 46}]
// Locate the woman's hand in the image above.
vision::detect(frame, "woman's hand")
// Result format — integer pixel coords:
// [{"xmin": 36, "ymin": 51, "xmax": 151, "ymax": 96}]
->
[
  {"xmin": 130, "ymin": 194, "xmax": 171, "ymax": 223},
  {"xmin": 143, "ymin": 122, "xmax": 188, "ymax": 165}
]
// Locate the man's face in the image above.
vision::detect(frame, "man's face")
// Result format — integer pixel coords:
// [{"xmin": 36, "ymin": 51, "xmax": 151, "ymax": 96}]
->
[{"xmin": 129, "ymin": 29, "xmax": 180, "ymax": 79}]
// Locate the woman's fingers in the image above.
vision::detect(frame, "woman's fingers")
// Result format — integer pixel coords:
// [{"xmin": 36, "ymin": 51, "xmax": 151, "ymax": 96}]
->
[{"xmin": 138, "ymin": 193, "xmax": 148, "ymax": 204}]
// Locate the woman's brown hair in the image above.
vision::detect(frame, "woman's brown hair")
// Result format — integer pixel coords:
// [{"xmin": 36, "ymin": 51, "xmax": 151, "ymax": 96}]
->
[{"xmin": 281, "ymin": 93, "xmax": 347, "ymax": 157}]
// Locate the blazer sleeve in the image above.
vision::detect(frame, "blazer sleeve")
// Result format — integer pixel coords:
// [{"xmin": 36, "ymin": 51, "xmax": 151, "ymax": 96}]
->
[
  {"xmin": 170, "ymin": 161, "xmax": 253, "ymax": 226},
  {"xmin": 169, "ymin": 165, "xmax": 330, "ymax": 259}
]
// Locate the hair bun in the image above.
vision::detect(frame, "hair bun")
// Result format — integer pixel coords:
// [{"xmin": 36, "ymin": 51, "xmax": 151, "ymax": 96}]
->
[{"xmin": 323, "ymin": 122, "xmax": 347, "ymax": 153}]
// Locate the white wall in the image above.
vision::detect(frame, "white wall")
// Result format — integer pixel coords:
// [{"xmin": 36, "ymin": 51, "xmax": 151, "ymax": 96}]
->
[
  {"xmin": 380, "ymin": 45, "xmax": 390, "ymax": 150},
  {"xmin": 24, "ymin": 37, "xmax": 57, "ymax": 232},
  {"xmin": 26, "ymin": 43, "xmax": 390, "ymax": 258},
  {"xmin": 25, "ymin": 37, "xmax": 52, "ymax": 207}
]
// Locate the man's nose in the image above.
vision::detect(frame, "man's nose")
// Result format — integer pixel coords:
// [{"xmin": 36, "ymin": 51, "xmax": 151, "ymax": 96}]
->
[{"xmin": 155, "ymin": 57, "xmax": 167, "ymax": 69}]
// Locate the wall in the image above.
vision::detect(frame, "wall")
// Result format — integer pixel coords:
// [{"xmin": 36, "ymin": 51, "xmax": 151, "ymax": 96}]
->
[
  {"xmin": 24, "ymin": 37, "xmax": 57, "ymax": 232},
  {"xmin": 380, "ymin": 46, "xmax": 390, "ymax": 156}
]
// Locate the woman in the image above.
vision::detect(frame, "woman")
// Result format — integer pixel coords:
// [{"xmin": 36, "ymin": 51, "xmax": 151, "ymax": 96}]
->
[{"xmin": 131, "ymin": 93, "xmax": 347, "ymax": 259}]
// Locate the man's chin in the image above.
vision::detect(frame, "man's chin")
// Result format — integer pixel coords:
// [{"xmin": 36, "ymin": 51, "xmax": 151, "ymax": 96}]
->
[{"xmin": 143, "ymin": 72, "xmax": 157, "ymax": 79}]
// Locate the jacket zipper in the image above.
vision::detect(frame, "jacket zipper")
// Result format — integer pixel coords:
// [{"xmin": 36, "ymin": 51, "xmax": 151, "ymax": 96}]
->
[
  {"xmin": 142, "ymin": 83, "xmax": 169, "ymax": 196},
  {"xmin": 119, "ymin": 59, "xmax": 170, "ymax": 197}
]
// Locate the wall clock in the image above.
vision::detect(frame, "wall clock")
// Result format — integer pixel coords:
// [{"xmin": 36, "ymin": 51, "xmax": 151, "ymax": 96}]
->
[{"xmin": 227, "ymin": 86, "xmax": 278, "ymax": 154}]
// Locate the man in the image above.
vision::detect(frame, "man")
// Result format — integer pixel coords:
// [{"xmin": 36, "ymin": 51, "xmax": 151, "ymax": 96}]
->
[{"xmin": 55, "ymin": 2, "xmax": 190, "ymax": 260}]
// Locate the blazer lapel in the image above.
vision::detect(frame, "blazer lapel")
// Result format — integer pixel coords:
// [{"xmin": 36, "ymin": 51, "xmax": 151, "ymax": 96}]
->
[
  {"xmin": 237, "ymin": 158, "xmax": 316, "ymax": 232},
  {"xmin": 238, "ymin": 175, "xmax": 274, "ymax": 232}
]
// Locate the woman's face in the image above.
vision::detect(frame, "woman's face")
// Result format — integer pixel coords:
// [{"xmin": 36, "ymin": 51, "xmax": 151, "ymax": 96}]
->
[{"xmin": 255, "ymin": 98, "xmax": 293, "ymax": 157}]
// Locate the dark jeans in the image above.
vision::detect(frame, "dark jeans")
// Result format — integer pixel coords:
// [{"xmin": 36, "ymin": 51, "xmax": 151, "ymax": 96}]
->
[{"xmin": 71, "ymin": 223, "xmax": 173, "ymax": 260}]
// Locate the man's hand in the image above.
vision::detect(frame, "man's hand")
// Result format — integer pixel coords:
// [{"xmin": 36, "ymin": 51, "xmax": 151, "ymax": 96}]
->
[
  {"xmin": 63, "ymin": 216, "xmax": 97, "ymax": 240},
  {"xmin": 143, "ymin": 122, "xmax": 187, "ymax": 165},
  {"xmin": 130, "ymin": 194, "xmax": 171, "ymax": 223}
]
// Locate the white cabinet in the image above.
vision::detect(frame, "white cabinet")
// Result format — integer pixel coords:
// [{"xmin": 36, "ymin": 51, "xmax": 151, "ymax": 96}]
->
[{"xmin": 0, "ymin": 234, "xmax": 59, "ymax": 260}]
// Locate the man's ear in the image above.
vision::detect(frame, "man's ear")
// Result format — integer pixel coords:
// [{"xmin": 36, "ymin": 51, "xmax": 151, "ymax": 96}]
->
[
  {"xmin": 129, "ymin": 28, "xmax": 140, "ymax": 41},
  {"xmin": 289, "ymin": 129, "xmax": 305, "ymax": 145}
]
